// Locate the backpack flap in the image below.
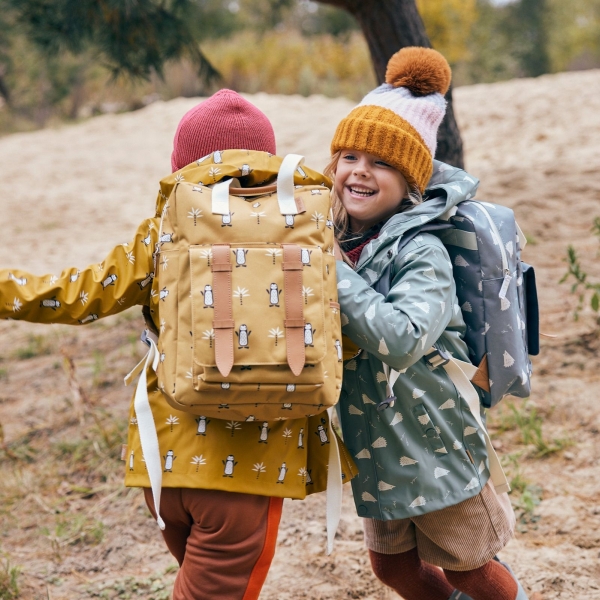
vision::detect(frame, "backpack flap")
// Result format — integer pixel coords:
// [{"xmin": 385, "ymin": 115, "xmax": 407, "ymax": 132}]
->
[{"xmin": 189, "ymin": 242, "xmax": 328, "ymax": 385}]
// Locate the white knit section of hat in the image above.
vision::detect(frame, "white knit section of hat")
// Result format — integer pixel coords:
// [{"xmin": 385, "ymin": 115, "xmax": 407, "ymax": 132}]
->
[{"xmin": 358, "ymin": 84, "xmax": 447, "ymax": 156}]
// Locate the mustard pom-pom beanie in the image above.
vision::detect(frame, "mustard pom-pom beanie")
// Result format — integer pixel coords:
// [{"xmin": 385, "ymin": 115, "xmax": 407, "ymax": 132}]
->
[{"xmin": 330, "ymin": 47, "xmax": 451, "ymax": 193}]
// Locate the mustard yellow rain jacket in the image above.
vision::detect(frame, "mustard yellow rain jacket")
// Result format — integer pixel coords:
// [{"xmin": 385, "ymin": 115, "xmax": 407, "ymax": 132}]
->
[{"xmin": 0, "ymin": 151, "xmax": 356, "ymax": 498}]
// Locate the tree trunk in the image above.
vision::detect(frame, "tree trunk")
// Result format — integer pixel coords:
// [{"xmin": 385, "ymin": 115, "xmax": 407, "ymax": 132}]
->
[{"xmin": 316, "ymin": 0, "xmax": 464, "ymax": 168}]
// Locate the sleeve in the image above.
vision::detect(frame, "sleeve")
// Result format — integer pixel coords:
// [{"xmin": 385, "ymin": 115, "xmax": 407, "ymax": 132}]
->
[
  {"xmin": 0, "ymin": 218, "xmax": 159, "ymax": 324},
  {"xmin": 336, "ymin": 238, "xmax": 456, "ymax": 370}
]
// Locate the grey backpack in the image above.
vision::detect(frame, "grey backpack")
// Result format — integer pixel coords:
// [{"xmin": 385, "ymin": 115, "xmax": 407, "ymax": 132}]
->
[{"xmin": 377, "ymin": 199, "xmax": 539, "ymax": 408}]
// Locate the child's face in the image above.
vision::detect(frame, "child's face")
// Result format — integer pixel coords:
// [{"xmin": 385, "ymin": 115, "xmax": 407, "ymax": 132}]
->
[{"xmin": 335, "ymin": 150, "xmax": 407, "ymax": 233}]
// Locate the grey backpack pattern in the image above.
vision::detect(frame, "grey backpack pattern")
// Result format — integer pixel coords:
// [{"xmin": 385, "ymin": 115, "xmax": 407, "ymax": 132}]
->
[
  {"xmin": 437, "ymin": 200, "xmax": 539, "ymax": 407},
  {"xmin": 377, "ymin": 195, "xmax": 539, "ymax": 408}
]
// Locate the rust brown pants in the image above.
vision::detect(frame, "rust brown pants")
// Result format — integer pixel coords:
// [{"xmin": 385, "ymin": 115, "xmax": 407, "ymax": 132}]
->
[{"xmin": 144, "ymin": 488, "xmax": 283, "ymax": 600}]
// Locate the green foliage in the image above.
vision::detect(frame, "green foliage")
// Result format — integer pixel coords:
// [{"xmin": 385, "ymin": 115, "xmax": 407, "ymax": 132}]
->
[
  {"xmin": 560, "ymin": 217, "xmax": 600, "ymax": 320},
  {"xmin": 492, "ymin": 400, "xmax": 571, "ymax": 457},
  {"xmin": 417, "ymin": 0, "xmax": 478, "ymax": 64},
  {"xmin": 209, "ymin": 29, "xmax": 374, "ymax": 98},
  {"xmin": 0, "ymin": 0, "xmax": 599, "ymax": 132},
  {"xmin": 502, "ymin": 453, "xmax": 542, "ymax": 531},
  {"xmin": 41, "ymin": 514, "xmax": 105, "ymax": 555},
  {"xmin": 13, "ymin": 334, "xmax": 52, "ymax": 360},
  {"xmin": 5, "ymin": 0, "xmax": 219, "ymax": 81},
  {"xmin": 86, "ymin": 572, "xmax": 174, "ymax": 599},
  {"xmin": 0, "ymin": 558, "xmax": 20, "ymax": 600}
]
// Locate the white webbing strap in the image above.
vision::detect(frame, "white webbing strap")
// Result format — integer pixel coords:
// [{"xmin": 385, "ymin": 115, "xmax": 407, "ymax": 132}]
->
[
  {"xmin": 382, "ymin": 363, "xmax": 401, "ymax": 399},
  {"xmin": 325, "ymin": 406, "xmax": 343, "ymax": 555},
  {"xmin": 124, "ymin": 339, "xmax": 165, "ymax": 530},
  {"xmin": 211, "ymin": 178, "xmax": 234, "ymax": 215},
  {"xmin": 385, "ymin": 353, "xmax": 509, "ymax": 495},
  {"xmin": 277, "ymin": 154, "xmax": 305, "ymax": 216},
  {"xmin": 441, "ymin": 357, "xmax": 510, "ymax": 495}
]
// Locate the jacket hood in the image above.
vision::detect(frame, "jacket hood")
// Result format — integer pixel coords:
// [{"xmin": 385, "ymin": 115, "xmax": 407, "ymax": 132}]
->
[{"xmin": 355, "ymin": 160, "xmax": 479, "ymax": 270}]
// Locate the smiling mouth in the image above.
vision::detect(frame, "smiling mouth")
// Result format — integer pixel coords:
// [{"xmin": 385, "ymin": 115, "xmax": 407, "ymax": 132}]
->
[{"xmin": 348, "ymin": 186, "xmax": 376, "ymax": 197}]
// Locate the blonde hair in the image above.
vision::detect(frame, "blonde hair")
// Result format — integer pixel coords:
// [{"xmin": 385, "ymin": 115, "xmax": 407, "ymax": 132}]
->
[{"xmin": 324, "ymin": 151, "xmax": 423, "ymax": 245}]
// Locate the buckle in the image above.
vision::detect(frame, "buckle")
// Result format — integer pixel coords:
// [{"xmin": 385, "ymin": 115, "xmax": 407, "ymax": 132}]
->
[
  {"xmin": 376, "ymin": 396, "xmax": 396, "ymax": 412},
  {"xmin": 424, "ymin": 347, "xmax": 451, "ymax": 370},
  {"xmin": 140, "ymin": 329, "xmax": 152, "ymax": 348},
  {"xmin": 140, "ymin": 328, "xmax": 158, "ymax": 348}
]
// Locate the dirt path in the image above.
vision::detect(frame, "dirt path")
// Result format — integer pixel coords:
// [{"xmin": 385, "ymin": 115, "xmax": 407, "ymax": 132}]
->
[{"xmin": 1, "ymin": 70, "xmax": 600, "ymax": 599}]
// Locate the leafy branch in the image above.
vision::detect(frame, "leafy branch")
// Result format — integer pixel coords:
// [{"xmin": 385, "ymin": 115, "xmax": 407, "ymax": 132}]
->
[{"xmin": 560, "ymin": 217, "xmax": 600, "ymax": 319}]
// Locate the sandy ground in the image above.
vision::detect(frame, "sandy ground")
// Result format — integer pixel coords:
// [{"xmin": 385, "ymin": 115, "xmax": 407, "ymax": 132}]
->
[{"xmin": 1, "ymin": 68, "xmax": 600, "ymax": 599}]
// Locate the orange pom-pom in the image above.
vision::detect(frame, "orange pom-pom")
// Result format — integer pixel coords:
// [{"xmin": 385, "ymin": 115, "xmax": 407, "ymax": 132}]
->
[{"xmin": 385, "ymin": 47, "xmax": 451, "ymax": 96}]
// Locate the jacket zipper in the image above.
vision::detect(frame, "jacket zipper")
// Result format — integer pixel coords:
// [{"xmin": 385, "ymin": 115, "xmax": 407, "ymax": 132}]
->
[{"xmin": 473, "ymin": 201, "xmax": 512, "ymax": 299}]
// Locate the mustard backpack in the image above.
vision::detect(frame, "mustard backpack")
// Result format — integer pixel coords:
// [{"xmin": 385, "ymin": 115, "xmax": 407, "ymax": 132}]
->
[{"xmin": 130, "ymin": 151, "xmax": 343, "ymax": 423}]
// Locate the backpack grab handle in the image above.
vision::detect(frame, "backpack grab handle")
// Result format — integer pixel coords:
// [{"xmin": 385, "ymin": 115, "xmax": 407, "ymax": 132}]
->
[{"xmin": 277, "ymin": 154, "xmax": 305, "ymax": 216}]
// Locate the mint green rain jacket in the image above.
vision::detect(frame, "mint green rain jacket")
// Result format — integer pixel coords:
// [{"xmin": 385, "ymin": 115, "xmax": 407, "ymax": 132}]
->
[{"xmin": 336, "ymin": 162, "xmax": 492, "ymax": 520}]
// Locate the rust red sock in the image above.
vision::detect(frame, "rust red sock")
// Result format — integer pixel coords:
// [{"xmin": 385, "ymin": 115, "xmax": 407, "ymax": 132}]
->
[
  {"xmin": 444, "ymin": 559, "xmax": 518, "ymax": 600},
  {"xmin": 369, "ymin": 548, "xmax": 454, "ymax": 600}
]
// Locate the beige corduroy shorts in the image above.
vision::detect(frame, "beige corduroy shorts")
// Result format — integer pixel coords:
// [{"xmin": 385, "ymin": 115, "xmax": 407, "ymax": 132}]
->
[{"xmin": 363, "ymin": 482, "xmax": 515, "ymax": 571}]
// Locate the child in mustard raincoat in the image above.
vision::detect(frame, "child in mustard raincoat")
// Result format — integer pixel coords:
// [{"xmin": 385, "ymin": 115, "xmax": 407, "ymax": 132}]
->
[{"xmin": 0, "ymin": 90, "xmax": 355, "ymax": 600}]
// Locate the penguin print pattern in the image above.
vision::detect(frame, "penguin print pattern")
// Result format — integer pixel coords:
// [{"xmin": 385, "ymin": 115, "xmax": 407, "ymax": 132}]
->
[
  {"xmin": 234, "ymin": 249, "xmax": 248, "ymax": 267},
  {"xmin": 202, "ymin": 285, "xmax": 214, "ymax": 308},
  {"xmin": 267, "ymin": 283, "xmax": 282, "ymax": 307},
  {"xmin": 277, "ymin": 462, "xmax": 287, "ymax": 484},
  {"xmin": 334, "ymin": 339, "xmax": 343, "ymax": 362},
  {"xmin": 78, "ymin": 313, "xmax": 98, "ymax": 324},
  {"xmin": 163, "ymin": 450, "xmax": 176, "ymax": 472},
  {"xmin": 101, "ymin": 274, "xmax": 117, "ymax": 289},
  {"xmin": 195, "ymin": 416, "xmax": 209, "ymax": 436},
  {"xmin": 0, "ymin": 149, "xmax": 355, "ymax": 504},
  {"xmin": 138, "ymin": 272, "xmax": 154, "ymax": 290},
  {"xmin": 301, "ymin": 248, "xmax": 312, "ymax": 266},
  {"xmin": 222, "ymin": 454, "xmax": 237, "ymax": 477},
  {"xmin": 40, "ymin": 297, "xmax": 61, "ymax": 310},
  {"xmin": 236, "ymin": 324, "xmax": 251, "ymax": 349},
  {"xmin": 8, "ymin": 272, "xmax": 27, "ymax": 286},
  {"xmin": 316, "ymin": 425, "xmax": 329, "ymax": 445},
  {"xmin": 304, "ymin": 323, "xmax": 315, "ymax": 347},
  {"xmin": 258, "ymin": 422, "xmax": 270, "ymax": 443}
]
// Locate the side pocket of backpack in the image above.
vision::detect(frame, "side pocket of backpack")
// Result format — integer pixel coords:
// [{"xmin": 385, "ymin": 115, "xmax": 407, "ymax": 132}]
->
[
  {"xmin": 521, "ymin": 262, "xmax": 539, "ymax": 356},
  {"xmin": 155, "ymin": 250, "xmax": 179, "ymax": 399}
]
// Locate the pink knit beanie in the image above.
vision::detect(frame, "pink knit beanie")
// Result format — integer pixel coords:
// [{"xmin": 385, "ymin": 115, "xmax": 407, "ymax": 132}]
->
[{"xmin": 171, "ymin": 89, "xmax": 277, "ymax": 172}]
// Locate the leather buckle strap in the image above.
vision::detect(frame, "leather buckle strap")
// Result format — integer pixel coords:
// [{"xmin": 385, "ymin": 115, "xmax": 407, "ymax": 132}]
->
[
  {"xmin": 211, "ymin": 244, "xmax": 234, "ymax": 377},
  {"xmin": 282, "ymin": 261, "xmax": 303, "ymax": 271},
  {"xmin": 282, "ymin": 244, "xmax": 305, "ymax": 376}
]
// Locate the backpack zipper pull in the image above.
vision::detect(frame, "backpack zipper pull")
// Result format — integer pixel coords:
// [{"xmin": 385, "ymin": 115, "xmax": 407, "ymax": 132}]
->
[{"xmin": 498, "ymin": 271, "xmax": 512, "ymax": 300}]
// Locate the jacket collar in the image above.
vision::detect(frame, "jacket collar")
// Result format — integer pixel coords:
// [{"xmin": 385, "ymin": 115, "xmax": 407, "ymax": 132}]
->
[{"xmin": 354, "ymin": 160, "xmax": 480, "ymax": 271}]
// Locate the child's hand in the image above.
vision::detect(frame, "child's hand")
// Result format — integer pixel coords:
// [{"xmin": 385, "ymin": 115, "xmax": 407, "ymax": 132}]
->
[{"xmin": 333, "ymin": 239, "xmax": 343, "ymax": 260}]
